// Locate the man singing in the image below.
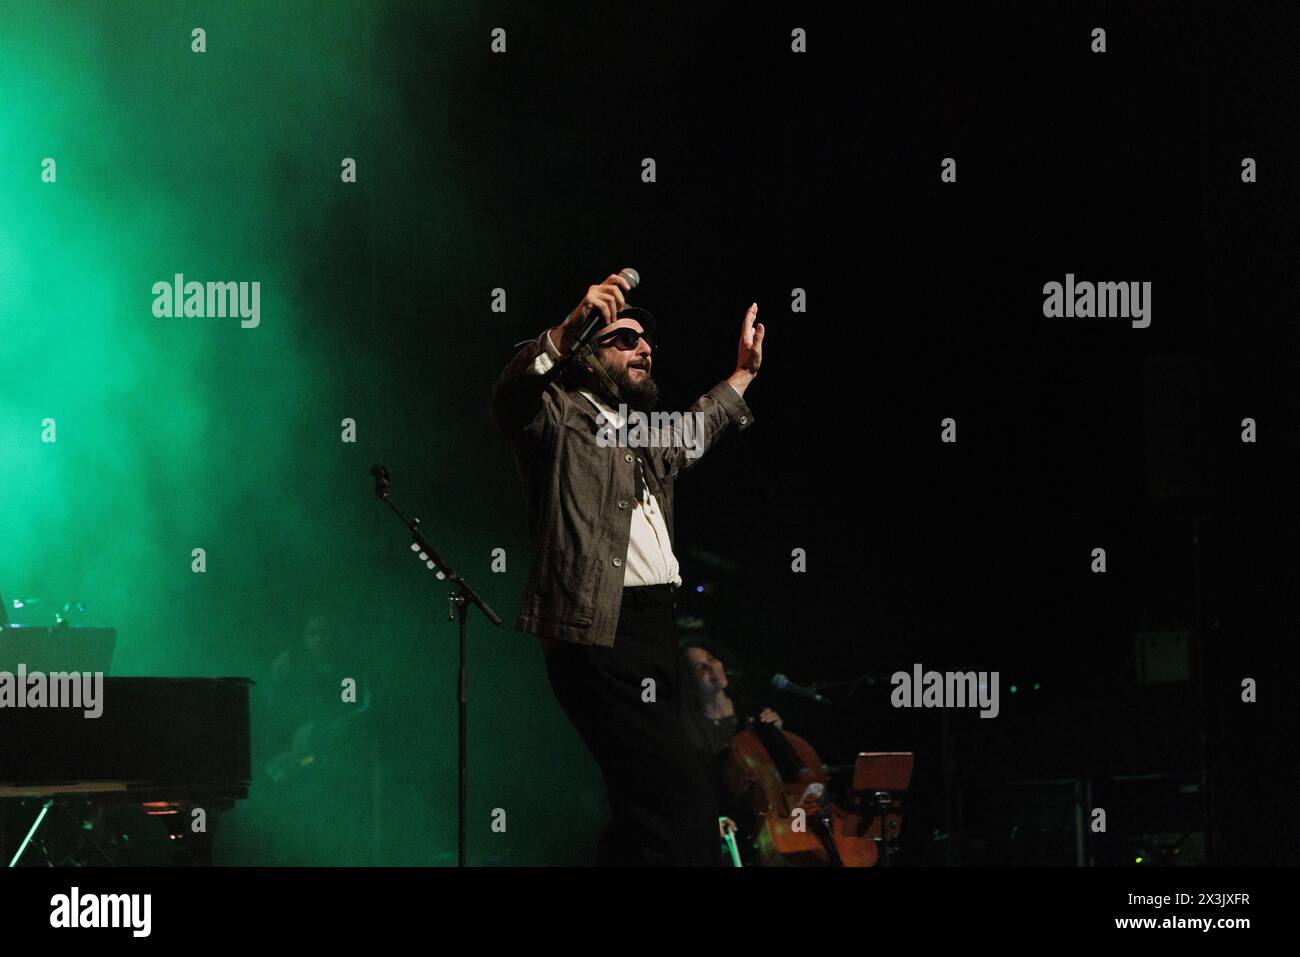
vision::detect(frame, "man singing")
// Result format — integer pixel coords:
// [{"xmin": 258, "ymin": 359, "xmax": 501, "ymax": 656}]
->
[{"xmin": 489, "ymin": 271, "xmax": 764, "ymax": 865}]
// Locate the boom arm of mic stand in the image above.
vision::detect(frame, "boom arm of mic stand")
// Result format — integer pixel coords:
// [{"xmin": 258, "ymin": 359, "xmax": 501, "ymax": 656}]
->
[{"xmin": 377, "ymin": 489, "xmax": 502, "ymax": 626}]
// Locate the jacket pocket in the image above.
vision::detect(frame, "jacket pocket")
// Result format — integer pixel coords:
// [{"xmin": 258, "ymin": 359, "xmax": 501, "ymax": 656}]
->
[{"xmin": 524, "ymin": 547, "xmax": 598, "ymax": 628}]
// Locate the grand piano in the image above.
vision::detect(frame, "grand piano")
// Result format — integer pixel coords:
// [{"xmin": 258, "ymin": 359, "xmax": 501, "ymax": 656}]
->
[{"xmin": 0, "ymin": 676, "xmax": 252, "ymax": 865}]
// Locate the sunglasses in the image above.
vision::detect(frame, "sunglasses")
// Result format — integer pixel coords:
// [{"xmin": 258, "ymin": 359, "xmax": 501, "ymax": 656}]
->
[{"xmin": 594, "ymin": 327, "xmax": 655, "ymax": 351}]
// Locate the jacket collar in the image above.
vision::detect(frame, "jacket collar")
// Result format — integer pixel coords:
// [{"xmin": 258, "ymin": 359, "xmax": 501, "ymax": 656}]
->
[{"xmin": 578, "ymin": 389, "xmax": 623, "ymax": 427}]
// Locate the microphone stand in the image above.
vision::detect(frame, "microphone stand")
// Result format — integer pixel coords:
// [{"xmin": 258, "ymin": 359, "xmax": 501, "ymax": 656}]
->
[{"xmin": 370, "ymin": 465, "xmax": 502, "ymax": 868}]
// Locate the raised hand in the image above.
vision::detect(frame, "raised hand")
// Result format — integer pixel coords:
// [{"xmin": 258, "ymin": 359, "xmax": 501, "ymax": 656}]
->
[
  {"xmin": 729, "ymin": 301, "xmax": 764, "ymax": 394},
  {"xmin": 553, "ymin": 273, "xmax": 633, "ymax": 354}
]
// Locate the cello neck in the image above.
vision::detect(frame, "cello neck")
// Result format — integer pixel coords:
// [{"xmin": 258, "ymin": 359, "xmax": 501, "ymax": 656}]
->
[{"xmin": 749, "ymin": 712, "xmax": 809, "ymax": 779}]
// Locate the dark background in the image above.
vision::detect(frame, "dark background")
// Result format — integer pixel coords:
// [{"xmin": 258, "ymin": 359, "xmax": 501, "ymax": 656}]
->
[{"xmin": 443, "ymin": 1, "xmax": 1298, "ymax": 864}]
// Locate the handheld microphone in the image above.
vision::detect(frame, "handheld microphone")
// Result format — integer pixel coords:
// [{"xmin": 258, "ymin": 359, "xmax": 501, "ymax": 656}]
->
[{"xmin": 571, "ymin": 267, "xmax": 640, "ymax": 354}]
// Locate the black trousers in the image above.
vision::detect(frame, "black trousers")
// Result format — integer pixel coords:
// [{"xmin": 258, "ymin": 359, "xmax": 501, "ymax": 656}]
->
[{"xmin": 545, "ymin": 584, "xmax": 720, "ymax": 866}]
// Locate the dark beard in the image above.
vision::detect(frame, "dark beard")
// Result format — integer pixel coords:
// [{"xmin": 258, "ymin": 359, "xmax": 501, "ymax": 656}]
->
[{"xmin": 602, "ymin": 360, "xmax": 660, "ymax": 412}]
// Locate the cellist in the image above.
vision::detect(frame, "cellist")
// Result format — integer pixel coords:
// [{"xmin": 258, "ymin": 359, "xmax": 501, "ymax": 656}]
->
[{"xmin": 678, "ymin": 640, "xmax": 785, "ymax": 865}]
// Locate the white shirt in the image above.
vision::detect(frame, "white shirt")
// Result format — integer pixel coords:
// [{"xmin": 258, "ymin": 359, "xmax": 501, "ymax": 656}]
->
[{"xmin": 578, "ymin": 389, "xmax": 682, "ymax": 588}]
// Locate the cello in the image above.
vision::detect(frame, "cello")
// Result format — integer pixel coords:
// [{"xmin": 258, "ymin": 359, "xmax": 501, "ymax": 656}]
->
[{"xmin": 721, "ymin": 715, "xmax": 879, "ymax": 867}]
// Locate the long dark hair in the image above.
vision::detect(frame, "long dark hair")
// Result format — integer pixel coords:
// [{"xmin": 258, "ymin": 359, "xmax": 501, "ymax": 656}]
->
[{"xmin": 678, "ymin": 639, "xmax": 751, "ymax": 754}]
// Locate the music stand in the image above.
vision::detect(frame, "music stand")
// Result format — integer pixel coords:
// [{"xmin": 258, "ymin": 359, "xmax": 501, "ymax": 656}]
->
[{"xmin": 843, "ymin": 751, "xmax": 914, "ymax": 867}]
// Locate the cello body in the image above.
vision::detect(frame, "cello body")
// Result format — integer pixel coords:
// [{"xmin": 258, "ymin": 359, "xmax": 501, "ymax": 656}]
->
[{"xmin": 722, "ymin": 719, "xmax": 878, "ymax": 867}]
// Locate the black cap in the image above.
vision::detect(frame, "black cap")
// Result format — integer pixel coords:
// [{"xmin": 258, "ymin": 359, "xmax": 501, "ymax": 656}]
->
[
  {"xmin": 510, "ymin": 305, "xmax": 658, "ymax": 352},
  {"xmin": 610, "ymin": 306, "xmax": 656, "ymax": 343}
]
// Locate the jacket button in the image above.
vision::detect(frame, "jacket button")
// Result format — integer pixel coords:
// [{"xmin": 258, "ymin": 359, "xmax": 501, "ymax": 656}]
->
[
  {"xmin": 618, "ymin": 500, "xmax": 629, "ymax": 509},
  {"xmin": 740, "ymin": 415, "xmax": 748, "ymax": 424},
  {"xmin": 612, "ymin": 558, "xmax": 623, "ymax": 567},
  {"xmin": 624, "ymin": 453, "xmax": 634, "ymax": 463}
]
